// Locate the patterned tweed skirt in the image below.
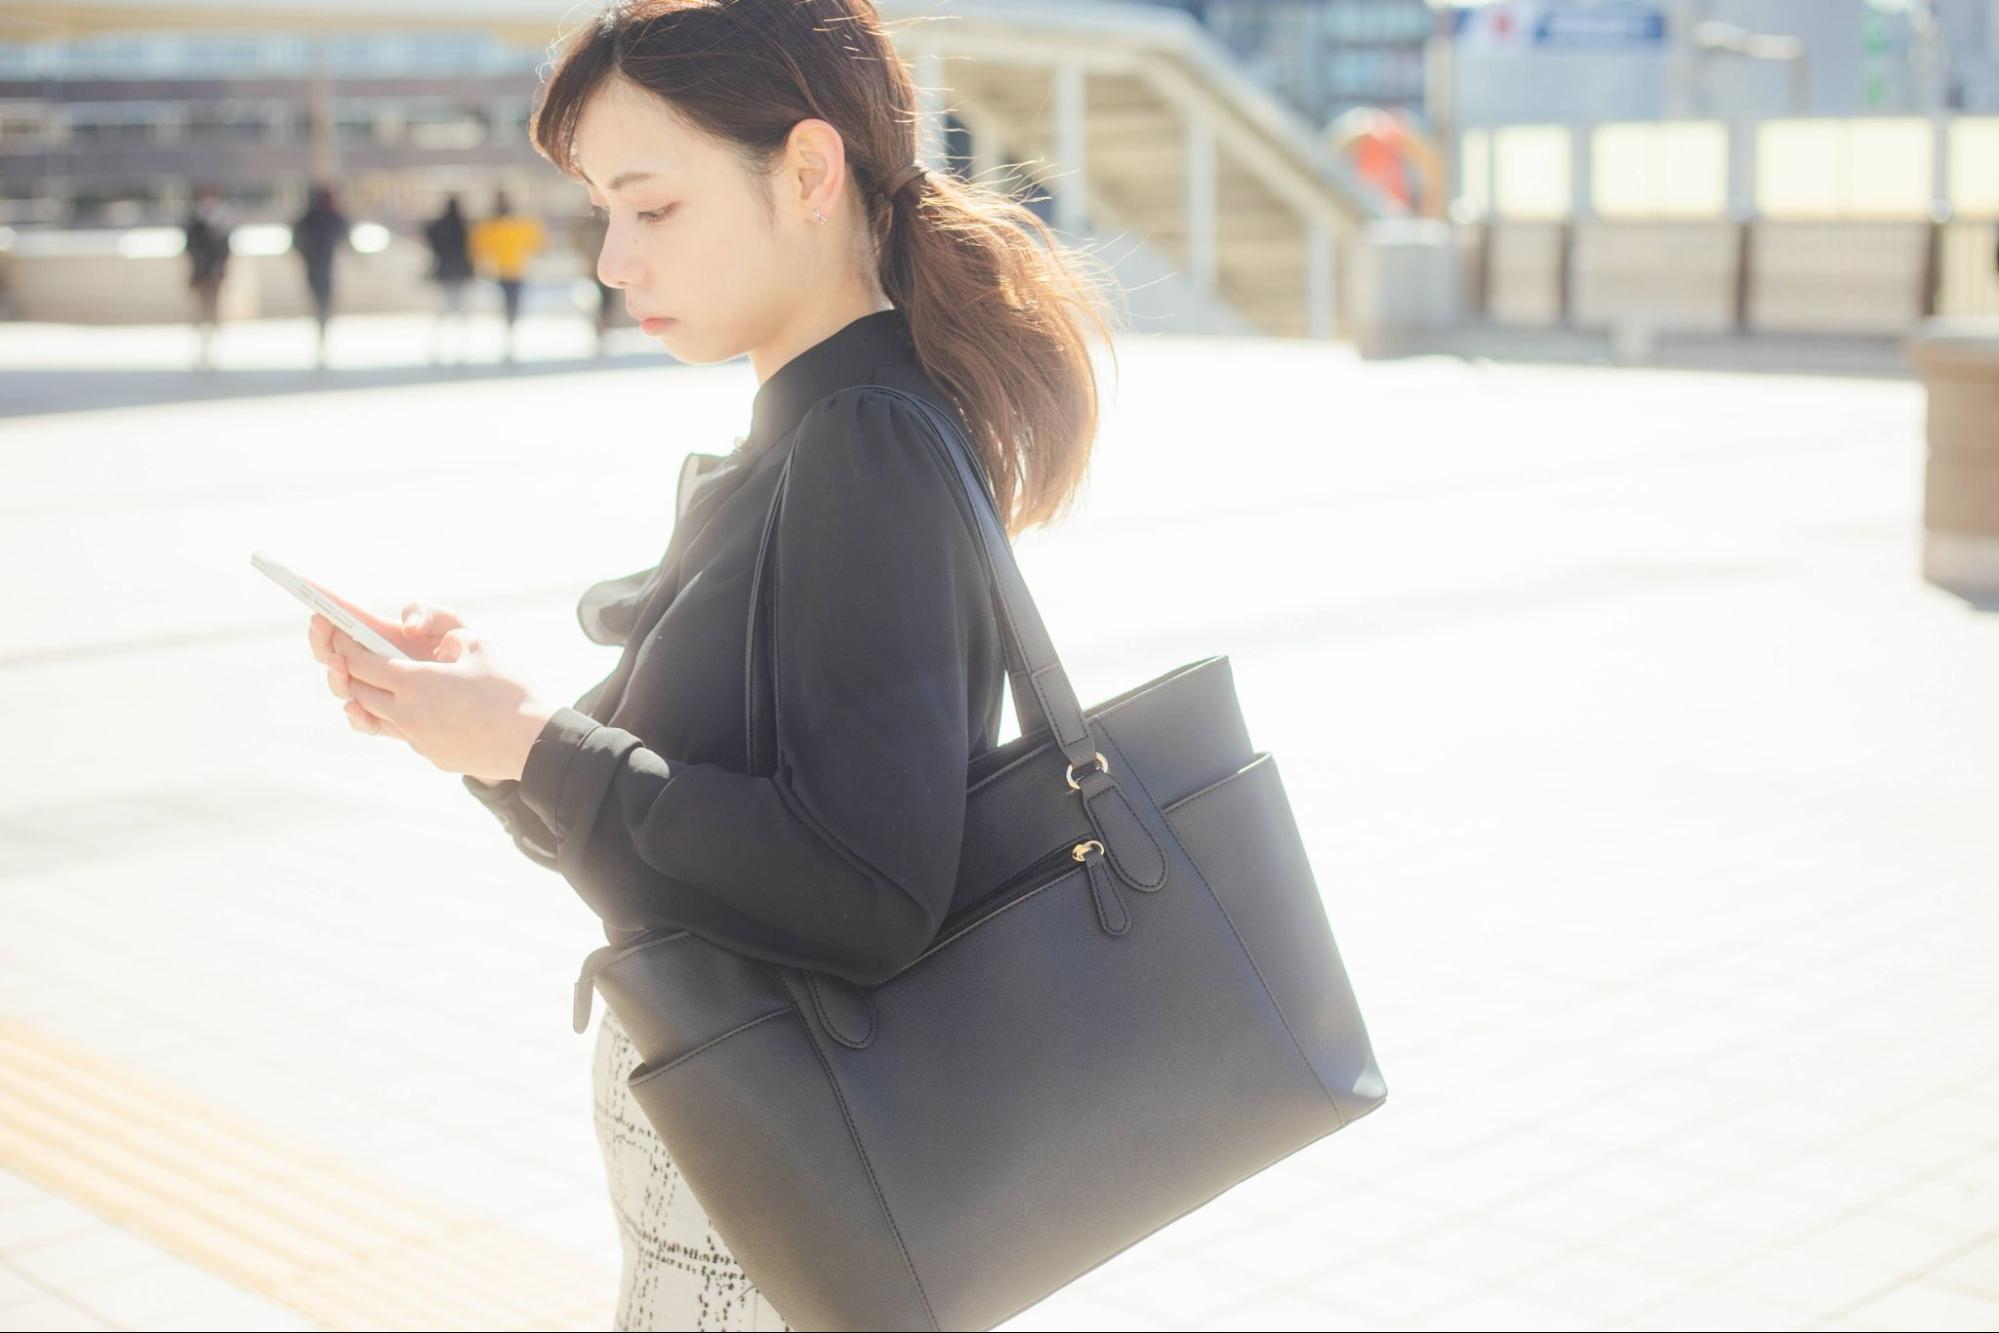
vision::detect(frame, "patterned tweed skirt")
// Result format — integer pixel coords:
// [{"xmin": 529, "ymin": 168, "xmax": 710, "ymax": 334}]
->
[{"xmin": 592, "ymin": 1006, "xmax": 794, "ymax": 1331}]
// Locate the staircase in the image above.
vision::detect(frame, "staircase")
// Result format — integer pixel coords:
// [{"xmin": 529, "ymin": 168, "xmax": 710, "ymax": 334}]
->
[{"xmin": 883, "ymin": 0, "xmax": 1395, "ymax": 339}]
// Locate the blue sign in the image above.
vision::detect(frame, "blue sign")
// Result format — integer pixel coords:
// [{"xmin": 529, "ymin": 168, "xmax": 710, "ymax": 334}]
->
[
  {"xmin": 1535, "ymin": 8, "xmax": 1665, "ymax": 47},
  {"xmin": 1450, "ymin": 4, "xmax": 1666, "ymax": 49}
]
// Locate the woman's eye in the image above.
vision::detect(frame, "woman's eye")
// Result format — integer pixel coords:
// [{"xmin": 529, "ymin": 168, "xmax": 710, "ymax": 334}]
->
[{"xmin": 589, "ymin": 203, "xmax": 676, "ymax": 224}]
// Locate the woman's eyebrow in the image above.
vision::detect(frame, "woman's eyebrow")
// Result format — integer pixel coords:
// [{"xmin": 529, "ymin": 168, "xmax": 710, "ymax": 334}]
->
[{"xmin": 577, "ymin": 167, "xmax": 664, "ymax": 192}]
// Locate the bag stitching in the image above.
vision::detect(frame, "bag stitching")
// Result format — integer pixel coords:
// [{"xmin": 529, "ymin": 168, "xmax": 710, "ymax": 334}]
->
[
  {"xmin": 807, "ymin": 973, "xmax": 876, "ymax": 1049},
  {"xmin": 1085, "ymin": 858, "xmax": 1131, "ymax": 935},
  {"xmin": 741, "ymin": 445, "xmax": 795, "ymax": 772},
  {"xmin": 1159, "ymin": 755, "xmax": 1268, "ymax": 815},
  {"xmin": 1081, "ymin": 776, "xmax": 1167, "ymax": 891},
  {"xmin": 962, "ymin": 655, "xmax": 1231, "ymax": 800},
  {"xmin": 1097, "ymin": 722, "xmax": 1346, "ymax": 1123},
  {"xmin": 776, "ymin": 972, "xmax": 942, "ymax": 1331},
  {"xmin": 881, "ymin": 864, "xmax": 1085, "ymax": 981},
  {"xmin": 627, "ymin": 1008, "xmax": 792, "ymax": 1087}
]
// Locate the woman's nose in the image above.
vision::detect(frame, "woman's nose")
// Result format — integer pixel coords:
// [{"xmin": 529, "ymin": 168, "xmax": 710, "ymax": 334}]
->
[{"xmin": 598, "ymin": 239, "xmax": 643, "ymax": 292}]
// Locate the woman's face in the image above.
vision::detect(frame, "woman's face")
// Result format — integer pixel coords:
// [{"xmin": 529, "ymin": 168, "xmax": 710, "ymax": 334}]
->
[{"xmin": 573, "ymin": 75, "xmax": 843, "ymax": 366}]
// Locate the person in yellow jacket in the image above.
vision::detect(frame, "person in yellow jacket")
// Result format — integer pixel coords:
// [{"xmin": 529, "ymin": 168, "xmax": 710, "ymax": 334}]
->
[{"xmin": 469, "ymin": 189, "xmax": 547, "ymax": 362}]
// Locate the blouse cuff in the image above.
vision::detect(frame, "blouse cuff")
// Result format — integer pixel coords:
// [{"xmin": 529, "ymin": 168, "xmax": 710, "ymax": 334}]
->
[
  {"xmin": 518, "ymin": 705, "xmax": 657, "ymax": 852},
  {"xmin": 517, "ymin": 705, "xmax": 603, "ymax": 836}
]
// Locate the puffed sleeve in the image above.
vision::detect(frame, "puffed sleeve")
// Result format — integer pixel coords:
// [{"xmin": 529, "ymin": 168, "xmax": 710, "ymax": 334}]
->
[
  {"xmin": 513, "ymin": 387, "xmax": 988, "ymax": 986},
  {"xmin": 460, "ymin": 449, "xmax": 739, "ymax": 872}
]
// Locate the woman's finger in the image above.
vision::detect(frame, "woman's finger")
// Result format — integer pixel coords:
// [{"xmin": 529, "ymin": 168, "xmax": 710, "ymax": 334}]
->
[
  {"xmin": 333, "ymin": 632, "xmax": 414, "ymax": 690},
  {"xmin": 308, "ymin": 612, "xmax": 331, "ymax": 665},
  {"xmin": 326, "ymin": 652, "xmax": 351, "ymax": 702},
  {"xmin": 345, "ymin": 674, "xmax": 399, "ymax": 720},
  {"xmin": 306, "ymin": 579, "xmax": 414, "ymax": 656},
  {"xmin": 402, "ymin": 601, "xmax": 468, "ymax": 635},
  {"xmin": 345, "ymin": 700, "xmax": 409, "ymax": 743}
]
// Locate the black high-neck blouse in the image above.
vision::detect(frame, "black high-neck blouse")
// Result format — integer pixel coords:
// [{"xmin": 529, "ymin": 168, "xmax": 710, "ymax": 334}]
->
[{"xmin": 464, "ymin": 307, "xmax": 1007, "ymax": 986}]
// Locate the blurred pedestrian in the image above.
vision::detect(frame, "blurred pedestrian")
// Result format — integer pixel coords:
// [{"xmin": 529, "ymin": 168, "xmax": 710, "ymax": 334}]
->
[
  {"xmin": 182, "ymin": 184, "xmax": 233, "ymax": 371},
  {"xmin": 470, "ymin": 189, "xmax": 546, "ymax": 363},
  {"xmin": 290, "ymin": 182, "xmax": 352, "ymax": 369},
  {"xmin": 422, "ymin": 193, "xmax": 475, "ymax": 366}
]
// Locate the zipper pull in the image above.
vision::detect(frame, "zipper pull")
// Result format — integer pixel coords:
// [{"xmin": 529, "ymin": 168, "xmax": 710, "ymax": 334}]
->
[{"xmin": 1076, "ymin": 839, "xmax": 1130, "ymax": 937}]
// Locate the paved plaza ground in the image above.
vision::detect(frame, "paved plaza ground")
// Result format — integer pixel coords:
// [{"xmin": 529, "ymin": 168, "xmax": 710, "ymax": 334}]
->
[{"xmin": 1, "ymin": 314, "xmax": 1994, "ymax": 1330}]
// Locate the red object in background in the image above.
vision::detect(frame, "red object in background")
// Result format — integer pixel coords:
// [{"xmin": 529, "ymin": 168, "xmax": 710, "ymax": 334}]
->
[{"xmin": 1352, "ymin": 118, "xmax": 1417, "ymax": 211}]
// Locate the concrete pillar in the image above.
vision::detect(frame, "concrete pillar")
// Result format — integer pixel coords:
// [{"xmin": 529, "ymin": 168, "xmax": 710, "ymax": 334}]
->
[
  {"xmin": 1908, "ymin": 317, "xmax": 1999, "ymax": 599},
  {"xmin": 1570, "ymin": 119, "xmax": 1593, "ymax": 221},
  {"xmin": 1186, "ymin": 112, "xmax": 1217, "ymax": 302},
  {"xmin": 308, "ymin": 38, "xmax": 337, "ymax": 183},
  {"xmin": 960, "ymin": 104, "xmax": 1005, "ymax": 189},
  {"xmin": 913, "ymin": 51, "xmax": 948, "ymax": 169},
  {"xmin": 1054, "ymin": 62, "xmax": 1087, "ymax": 238},
  {"xmin": 1725, "ymin": 118, "xmax": 1756, "ymax": 218},
  {"xmin": 1348, "ymin": 217, "xmax": 1457, "ymax": 355},
  {"xmin": 1308, "ymin": 217, "xmax": 1337, "ymax": 340}
]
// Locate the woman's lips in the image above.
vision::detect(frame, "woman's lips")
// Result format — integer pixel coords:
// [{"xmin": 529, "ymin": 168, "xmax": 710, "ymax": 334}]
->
[{"xmin": 640, "ymin": 317, "xmax": 674, "ymax": 335}]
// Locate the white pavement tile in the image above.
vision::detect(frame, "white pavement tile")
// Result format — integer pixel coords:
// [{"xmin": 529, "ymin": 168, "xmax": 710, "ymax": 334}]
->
[
  {"xmin": 1504, "ymin": 1248, "xmax": 1696, "ymax": 1320},
  {"xmin": 1302, "ymin": 1251, "xmax": 1487, "ymax": 1321},
  {"xmin": 1403, "ymin": 1282, "xmax": 1601, "ymax": 1331},
  {"xmin": 1929, "ymin": 1240, "xmax": 1999, "ymax": 1300},
  {"xmin": 1839, "ymin": 1279, "xmax": 1999, "ymax": 1332},
  {"xmin": 0, "ymin": 1192, "xmax": 105, "ymax": 1260},
  {"xmin": 1619, "ymin": 1283, "xmax": 1821, "ymax": 1330},
  {"xmin": 1195, "ymin": 1288, "xmax": 1393, "ymax": 1331},
  {"xmin": 0, "ymin": 1293, "xmax": 113, "ymax": 1331}
]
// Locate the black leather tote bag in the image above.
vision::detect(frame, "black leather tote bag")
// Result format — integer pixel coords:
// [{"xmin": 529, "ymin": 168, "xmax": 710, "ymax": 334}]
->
[{"xmin": 571, "ymin": 386, "xmax": 1386, "ymax": 1331}]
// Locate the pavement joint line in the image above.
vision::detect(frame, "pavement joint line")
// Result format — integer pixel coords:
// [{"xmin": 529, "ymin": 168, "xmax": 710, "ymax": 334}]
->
[
  {"xmin": 0, "ymin": 1016, "xmax": 615, "ymax": 1329},
  {"xmin": 0, "ymin": 587, "xmax": 585, "ymax": 672}
]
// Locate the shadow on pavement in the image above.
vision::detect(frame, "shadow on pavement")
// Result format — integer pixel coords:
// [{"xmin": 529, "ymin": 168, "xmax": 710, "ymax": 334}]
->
[{"xmin": 0, "ymin": 351, "xmax": 678, "ymax": 420}]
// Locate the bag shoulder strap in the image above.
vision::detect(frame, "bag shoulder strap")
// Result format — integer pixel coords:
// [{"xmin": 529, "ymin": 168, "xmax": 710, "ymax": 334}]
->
[{"xmin": 744, "ymin": 384, "xmax": 1100, "ymax": 776}]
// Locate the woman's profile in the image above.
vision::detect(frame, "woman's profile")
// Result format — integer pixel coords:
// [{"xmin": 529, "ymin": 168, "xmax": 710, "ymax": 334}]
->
[{"xmin": 302, "ymin": 0, "xmax": 1122, "ymax": 1326}]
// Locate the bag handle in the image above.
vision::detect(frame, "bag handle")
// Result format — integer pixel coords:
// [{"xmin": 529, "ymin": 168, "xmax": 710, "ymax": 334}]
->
[{"xmin": 744, "ymin": 386, "xmax": 1101, "ymax": 779}]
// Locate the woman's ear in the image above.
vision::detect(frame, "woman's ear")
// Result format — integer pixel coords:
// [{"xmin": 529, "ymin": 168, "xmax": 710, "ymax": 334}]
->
[{"xmin": 784, "ymin": 117, "xmax": 849, "ymax": 223}]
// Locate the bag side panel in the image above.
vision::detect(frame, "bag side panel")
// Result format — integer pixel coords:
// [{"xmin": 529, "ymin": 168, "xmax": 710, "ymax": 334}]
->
[
  {"xmin": 625, "ymin": 1010, "xmax": 939, "ymax": 1332},
  {"xmin": 1163, "ymin": 752, "xmax": 1387, "ymax": 1124}
]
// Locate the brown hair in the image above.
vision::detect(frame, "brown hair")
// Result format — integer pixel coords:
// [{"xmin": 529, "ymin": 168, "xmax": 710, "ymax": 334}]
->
[{"xmin": 528, "ymin": 0, "xmax": 1123, "ymax": 537}]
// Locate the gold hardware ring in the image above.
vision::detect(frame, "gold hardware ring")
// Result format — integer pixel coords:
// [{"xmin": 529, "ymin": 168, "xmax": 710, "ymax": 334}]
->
[
  {"xmin": 1064, "ymin": 752, "xmax": 1110, "ymax": 791},
  {"xmin": 1071, "ymin": 839, "xmax": 1105, "ymax": 861}
]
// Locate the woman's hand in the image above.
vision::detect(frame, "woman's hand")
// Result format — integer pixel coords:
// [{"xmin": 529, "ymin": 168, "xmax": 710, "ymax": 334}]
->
[
  {"xmin": 305, "ymin": 584, "xmax": 462, "ymax": 735},
  {"xmin": 304, "ymin": 585, "xmax": 553, "ymax": 782},
  {"xmin": 317, "ymin": 618, "xmax": 555, "ymax": 784}
]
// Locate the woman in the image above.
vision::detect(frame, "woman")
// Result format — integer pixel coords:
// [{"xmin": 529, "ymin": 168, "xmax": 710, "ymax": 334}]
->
[
  {"xmin": 182, "ymin": 184, "xmax": 232, "ymax": 371},
  {"xmin": 421, "ymin": 193, "xmax": 475, "ymax": 365},
  {"xmin": 469, "ymin": 188, "xmax": 548, "ymax": 364},
  {"xmin": 289, "ymin": 182, "xmax": 351, "ymax": 369},
  {"xmin": 302, "ymin": 0, "xmax": 1119, "ymax": 1326}
]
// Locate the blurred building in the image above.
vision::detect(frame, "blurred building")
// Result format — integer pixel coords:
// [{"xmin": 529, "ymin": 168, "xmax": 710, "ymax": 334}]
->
[
  {"xmin": 0, "ymin": 31, "xmax": 548, "ymax": 228},
  {"xmin": 1129, "ymin": 0, "xmax": 1437, "ymax": 127},
  {"xmin": 1441, "ymin": 0, "xmax": 1999, "ymax": 127}
]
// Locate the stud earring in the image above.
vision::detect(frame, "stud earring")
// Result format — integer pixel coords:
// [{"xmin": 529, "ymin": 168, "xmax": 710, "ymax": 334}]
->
[{"xmin": 811, "ymin": 207, "xmax": 826, "ymax": 223}]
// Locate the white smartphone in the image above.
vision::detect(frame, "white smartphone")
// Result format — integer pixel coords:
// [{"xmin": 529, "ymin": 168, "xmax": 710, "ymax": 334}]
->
[{"xmin": 251, "ymin": 550, "xmax": 412, "ymax": 660}]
